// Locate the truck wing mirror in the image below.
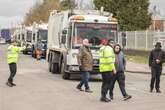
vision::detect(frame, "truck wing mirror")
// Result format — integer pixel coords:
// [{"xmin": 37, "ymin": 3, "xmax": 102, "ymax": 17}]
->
[
  {"xmin": 62, "ymin": 30, "xmax": 67, "ymax": 35},
  {"xmin": 61, "ymin": 35, "xmax": 66, "ymax": 44}
]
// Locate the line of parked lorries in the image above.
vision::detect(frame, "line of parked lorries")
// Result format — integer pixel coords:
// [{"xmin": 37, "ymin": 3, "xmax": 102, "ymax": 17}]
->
[
  {"xmin": 13, "ymin": 22, "xmax": 48, "ymax": 59},
  {"xmin": 2, "ymin": 8, "xmax": 119, "ymax": 79},
  {"xmin": 0, "ymin": 28, "xmax": 12, "ymax": 44}
]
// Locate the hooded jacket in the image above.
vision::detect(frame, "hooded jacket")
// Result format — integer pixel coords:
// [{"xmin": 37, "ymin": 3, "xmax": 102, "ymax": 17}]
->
[
  {"xmin": 115, "ymin": 51, "xmax": 126, "ymax": 72},
  {"xmin": 114, "ymin": 44, "xmax": 126, "ymax": 72},
  {"xmin": 149, "ymin": 48, "xmax": 165, "ymax": 68}
]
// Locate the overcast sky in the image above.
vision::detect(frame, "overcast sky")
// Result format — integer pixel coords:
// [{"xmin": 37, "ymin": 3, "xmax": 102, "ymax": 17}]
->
[
  {"xmin": 0, "ymin": 0, "xmax": 165, "ymax": 28},
  {"xmin": 0, "ymin": 0, "xmax": 38, "ymax": 28},
  {"xmin": 150, "ymin": 0, "xmax": 165, "ymax": 15}
]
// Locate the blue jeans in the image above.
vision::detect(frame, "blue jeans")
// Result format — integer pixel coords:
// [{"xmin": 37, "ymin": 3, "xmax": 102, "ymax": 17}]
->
[{"xmin": 78, "ymin": 71, "xmax": 90, "ymax": 89}]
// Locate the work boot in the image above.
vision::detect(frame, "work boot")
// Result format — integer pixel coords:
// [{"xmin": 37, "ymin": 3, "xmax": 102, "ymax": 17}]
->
[
  {"xmin": 150, "ymin": 88, "xmax": 153, "ymax": 93},
  {"xmin": 100, "ymin": 97, "xmax": 111, "ymax": 102},
  {"xmin": 6, "ymin": 82, "xmax": 13, "ymax": 87},
  {"xmin": 85, "ymin": 89, "xmax": 93, "ymax": 93},
  {"xmin": 11, "ymin": 82, "xmax": 16, "ymax": 86},
  {"xmin": 156, "ymin": 89, "xmax": 161, "ymax": 93},
  {"xmin": 110, "ymin": 95, "xmax": 114, "ymax": 100},
  {"xmin": 76, "ymin": 85, "xmax": 84, "ymax": 91},
  {"xmin": 123, "ymin": 95, "xmax": 132, "ymax": 101}
]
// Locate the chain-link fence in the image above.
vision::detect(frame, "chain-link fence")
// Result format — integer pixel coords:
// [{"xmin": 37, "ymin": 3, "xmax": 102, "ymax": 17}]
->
[{"xmin": 118, "ymin": 31, "xmax": 165, "ymax": 51}]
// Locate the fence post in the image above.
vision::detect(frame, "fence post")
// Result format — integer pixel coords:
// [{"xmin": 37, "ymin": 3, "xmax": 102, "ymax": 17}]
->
[
  {"xmin": 135, "ymin": 31, "xmax": 137, "ymax": 49},
  {"xmin": 146, "ymin": 30, "xmax": 148, "ymax": 50},
  {"xmin": 126, "ymin": 31, "xmax": 128, "ymax": 49}
]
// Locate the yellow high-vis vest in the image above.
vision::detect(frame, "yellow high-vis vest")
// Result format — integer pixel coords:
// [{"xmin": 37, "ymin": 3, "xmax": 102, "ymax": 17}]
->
[
  {"xmin": 99, "ymin": 45, "xmax": 115, "ymax": 72},
  {"xmin": 7, "ymin": 45, "xmax": 25, "ymax": 64}
]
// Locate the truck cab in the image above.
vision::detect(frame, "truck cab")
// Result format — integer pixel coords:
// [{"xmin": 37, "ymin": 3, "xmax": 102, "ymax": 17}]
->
[
  {"xmin": 31, "ymin": 23, "xmax": 48, "ymax": 58},
  {"xmin": 47, "ymin": 10, "xmax": 118, "ymax": 79}
]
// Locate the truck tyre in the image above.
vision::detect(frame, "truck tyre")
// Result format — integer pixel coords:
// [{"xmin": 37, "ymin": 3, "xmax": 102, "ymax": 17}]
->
[
  {"xmin": 32, "ymin": 50, "xmax": 36, "ymax": 58},
  {"xmin": 49, "ymin": 63, "xmax": 52, "ymax": 72},
  {"xmin": 61, "ymin": 60, "xmax": 70, "ymax": 79},
  {"xmin": 63, "ymin": 73, "xmax": 70, "ymax": 80},
  {"xmin": 23, "ymin": 50, "xmax": 28, "ymax": 55},
  {"xmin": 51, "ymin": 63, "xmax": 59, "ymax": 74},
  {"xmin": 23, "ymin": 51, "xmax": 25, "ymax": 54}
]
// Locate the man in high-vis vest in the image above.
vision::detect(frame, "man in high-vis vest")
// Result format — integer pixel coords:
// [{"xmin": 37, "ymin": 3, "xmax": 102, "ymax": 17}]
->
[
  {"xmin": 99, "ymin": 39, "xmax": 116, "ymax": 102},
  {"xmin": 6, "ymin": 41, "xmax": 25, "ymax": 87}
]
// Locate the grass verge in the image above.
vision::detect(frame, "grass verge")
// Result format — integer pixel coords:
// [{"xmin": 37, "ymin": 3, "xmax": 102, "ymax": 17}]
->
[{"xmin": 125, "ymin": 54, "xmax": 148, "ymax": 64}]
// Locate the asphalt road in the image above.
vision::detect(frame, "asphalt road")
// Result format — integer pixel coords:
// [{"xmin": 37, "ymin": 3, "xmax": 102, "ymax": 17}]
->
[{"xmin": 0, "ymin": 44, "xmax": 165, "ymax": 110}]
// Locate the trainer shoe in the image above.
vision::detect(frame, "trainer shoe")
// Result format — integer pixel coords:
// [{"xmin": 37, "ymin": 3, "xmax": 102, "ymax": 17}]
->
[
  {"xmin": 100, "ymin": 97, "xmax": 111, "ymax": 102},
  {"xmin": 6, "ymin": 82, "xmax": 13, "ymax": 87},
  {"xmin": 85, "ymin": 89, "xmax": 93, "ymax": 93},
  {"xmin": 124, "ymin": 95, "xmax": 132, "ymax": 101},
  {"xmin": 76, "ymin": 85, "xmax": 84, "ymax": 91}
]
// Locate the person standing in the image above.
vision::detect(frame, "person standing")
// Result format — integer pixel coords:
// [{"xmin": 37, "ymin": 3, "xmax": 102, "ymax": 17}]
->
[
  {"xmin": 110, "ymin": 44, "xmax": 132, "ymax": 101},
  {"xmin": 149, "ymin": 42, "xmax": 165, "ymax": 93},
  {"xmin": 6, "ymin": 41, "xmax": 25, "ymax": 87},
  {"xmin": 76, "ymin": 39, "xmax": 93, "ymax": 93},
  {"xmin": 35, "ymin": 40, "xmax": 43, "ymax": 60},
  {"xmin": 99, "ymin": 39, "xmax": 116, "ymax": 102}
]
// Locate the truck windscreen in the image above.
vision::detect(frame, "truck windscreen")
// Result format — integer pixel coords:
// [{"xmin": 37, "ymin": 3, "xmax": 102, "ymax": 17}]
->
[
  {"xmin": 38, "ymin": 29, "xmax": 48, "ymax": 41},
  {"xmin": 27, "ymin": 31, "xmax": 32, "ymax": 42},
  {"xmin": 72, "ymin": 23, "xmax": 117, "ymax": 48}
]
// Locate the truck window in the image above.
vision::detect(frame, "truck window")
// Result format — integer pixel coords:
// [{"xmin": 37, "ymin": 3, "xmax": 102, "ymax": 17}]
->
[
  {"xmin": 33, "ymin": 33, "xmax": 35, "ymax": 41},
  {"xmin": 27, "ymin": 31, "xmax": 32, "ymax": 42},
  {"xmin": 38, "ymin": 29, "xmax": 48, "ymax": 41},
  {"xmin": 72, "ymin": 23, "xmax": 117, "ymax": 48},
  {"xmin": 18, "ymin": 34, "xmax": 20, "ymax": 40},
  {"xmin": 22, "ymin": 34, "xmax": 25, "ymax": 40},
  {"xmin": 67, "ymin": 27, "xmax": 72, "ymax": 48},
  {"xmin": 37, "ymin": 31, "xmax": 39, "ymax": 41}
]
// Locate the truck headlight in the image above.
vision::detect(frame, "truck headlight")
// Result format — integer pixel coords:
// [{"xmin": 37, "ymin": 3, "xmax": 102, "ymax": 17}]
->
[
  {"xmin": 72, "ymin": 53, "xmax": 78, "ymax": 58},
  {"xmin": 68, "ymin": 66, "xmax": 79, "ymax": 71}
]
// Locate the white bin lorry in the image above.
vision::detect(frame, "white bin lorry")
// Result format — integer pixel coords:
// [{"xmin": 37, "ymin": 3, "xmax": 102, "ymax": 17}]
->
[
  {"xmin": 31, "ymin": 23, "xmax": 48, "ymax": 58},
  {"xmin": 13, "ymin": 26, "xmax": 33, "ymax": 54},
  {"xmin": 47, "ymin": 9, "xmax": 118, "ymax": 79}
]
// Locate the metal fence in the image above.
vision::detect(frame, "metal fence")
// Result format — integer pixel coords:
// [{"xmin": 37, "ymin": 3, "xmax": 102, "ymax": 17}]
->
[{"xmin": 118, "ymin": 31, "xmax": 165, "ymax": 51}]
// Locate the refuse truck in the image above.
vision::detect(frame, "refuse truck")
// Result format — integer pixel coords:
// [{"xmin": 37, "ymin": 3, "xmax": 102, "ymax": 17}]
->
[
  {"xmin": 13, "ymin": 26, "xmax": 33, "ymax": 54},
  {"xmin": 47, "ymin": 9, "xmax": 118, "ymax": 79},
  {"xmin": 1, "ymin": 28, "xmax": 11, "ymax": 43},
  {"xmin": 22, "ymin": 26, "xmax": 33, "ymax": 54},
  {"xmin": 31, "ymin": 23, "xmax": 48, "ymax": 58}
]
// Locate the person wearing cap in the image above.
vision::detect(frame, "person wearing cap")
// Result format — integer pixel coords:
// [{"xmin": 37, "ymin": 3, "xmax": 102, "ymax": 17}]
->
[
  {"xmin": 35, "ymin": 40, "xmax": 43, "ymax": 60},
  {"xmin": 99, "ymin": 39, "xmax": 116, "ymax": 102},
  {"xmin": 76, "ymin": 39, "xmax": 93, "ymax": 93},
  {"xmin": 110, "ymin": 44, "xmax": 132, "ymax": 101},
  {"xmin": 149, "ymin": 42, "xmax": 165, "ymax": 93},
  {"xmin": 108, "ymin": 40, "xmax": 115, "ymax": 48},
  {"xmin": 6, "ymin": 41, "xmax": 26, "ymax": 87}
]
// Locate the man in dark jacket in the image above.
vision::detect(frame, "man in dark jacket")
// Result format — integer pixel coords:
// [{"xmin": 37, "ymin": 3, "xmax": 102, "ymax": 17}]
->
[
  {"xmin": 76, "ymin": 39, "xmax": 93, "ymax": 93},
  {"xmin": 110, "ymin": 44, "xmax": 132, "ymax": 101},
  {"xmin": 149, "ymin": 42, "xmax": 165, "ymax": 93}
]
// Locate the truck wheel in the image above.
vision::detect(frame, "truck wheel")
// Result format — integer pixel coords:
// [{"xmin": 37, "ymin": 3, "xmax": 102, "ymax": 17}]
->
[
  {"xmin": 51, "ymin": 63, "xmax": 59, "ymax": 74},
  {"xmin": 49, "ymin": 63, "xmax": 52, "ymax": 72},
  {"xmin": 32, "ymin": 51, "xmax": 35, "ymax": 57},
  {"xmin": 32, "ymin": 51, "xmax": 36, "ymax": 58},
  {"xmin": 23, "ymin": 50, "xmax": 27, "ymax": 55},
  {"xmin": 62, "ymin": 73, "xmax": 70, "ymax": 80},
  {"xmin": 61, "ymin": 60, "xmax": 70, "ymax": 79}
]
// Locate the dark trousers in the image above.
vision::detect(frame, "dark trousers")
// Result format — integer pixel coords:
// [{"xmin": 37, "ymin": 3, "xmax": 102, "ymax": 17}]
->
[
  {"xmin": 78, "ymin": 71, "xmax": 90, "ymax": 89},
  {"xmin": 150, "ymin": 67, "xmax": 162, "ymax": 90},
  {"xmin": 110, "ymin": 72, "xmax": 127, "ymax": 97},
  {"xmin": 8, "ymin": 63, "xmax": 17, "ymax": 83},
  {"xmin": 101, "ymin": 72, "xmax": 113, "ymax": 98}
]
